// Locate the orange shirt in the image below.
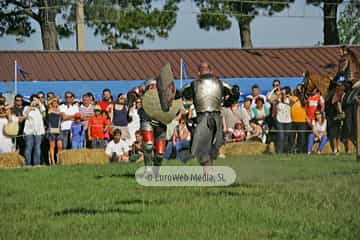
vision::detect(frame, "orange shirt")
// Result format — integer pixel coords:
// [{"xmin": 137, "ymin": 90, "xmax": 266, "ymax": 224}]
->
[
  {"xmin": 306, "ymin": 93, "xmax": 324, "ymax": 121},
  {"xmin": 290, "ymin": 96, "xmax": 307, "ymax": 123},
  {"xmin": 88, "ymin": 115, "xmax": 107, "ymax": 139},
  {"xmin": 97, "ymin": 100, "xmax": 112, "ymax": 112}
]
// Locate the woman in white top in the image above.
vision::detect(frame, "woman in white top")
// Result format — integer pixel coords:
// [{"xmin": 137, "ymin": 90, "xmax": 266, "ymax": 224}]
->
[
  {"xmin": 0, "ymin": 105, "xmax": 18, "ymax": 153},
  {"xmin": 307, "ymin": 111, "xmax": 328, "ymax": 154},
  {"xmin": 127, "ymin": 101, "xmax": 140, "ymax": 147},
  {"xmin": 23, "ymin": 95, "xmax": 45, "ymax": 165},
  {"xmin": 274, "ymin": 88, "xmax": 292, "ymax": 153}
]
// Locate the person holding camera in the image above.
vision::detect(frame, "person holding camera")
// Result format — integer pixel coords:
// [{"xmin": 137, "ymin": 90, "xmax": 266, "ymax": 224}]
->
[
  {"xmin": 273, "ymin": 87, "xmax": 292, "ymax": 153},
  {"xmin": 23, "ymin": 95, "xmax": 45, "ymax": 166}
]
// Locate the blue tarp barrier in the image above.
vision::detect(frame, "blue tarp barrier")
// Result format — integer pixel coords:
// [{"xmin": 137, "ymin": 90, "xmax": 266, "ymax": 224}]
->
[{"xmin": 0, "ymin": 77, "xmax": 303, "ymax": 101}]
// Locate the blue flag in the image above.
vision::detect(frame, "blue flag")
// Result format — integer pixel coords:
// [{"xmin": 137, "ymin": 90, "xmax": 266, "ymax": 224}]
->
[
  {"xmin": 181, "ymin": 59, "xmax": 188, "ymax": 80},
  {"xmin": 16, "ymin": 63, "xmax": 29, "ymax": 78}
]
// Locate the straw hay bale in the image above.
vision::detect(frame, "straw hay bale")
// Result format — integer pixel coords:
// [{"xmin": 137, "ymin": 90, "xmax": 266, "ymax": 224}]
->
[
  {"xmin": 0, "ymin": 152, "xmax": 25, "ymax": 168},
  {"xmin": 57, "ymin": 149, "xmax": 109, "ymax": 165},
  {"xmin": 220, "ymin": 142, "xmax": 275, "ymax": 156},
  {"xmin": 220, "ymin": 141, "xmax": 355, "ymax": 156}
]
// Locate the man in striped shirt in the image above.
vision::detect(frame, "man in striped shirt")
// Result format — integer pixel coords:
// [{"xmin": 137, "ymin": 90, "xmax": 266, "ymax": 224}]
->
[{"xmin": 79, "ymin": 93, "xmax": 94, "ymax": 148}]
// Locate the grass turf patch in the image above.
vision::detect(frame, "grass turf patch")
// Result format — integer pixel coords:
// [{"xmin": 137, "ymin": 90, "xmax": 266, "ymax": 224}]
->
[{"xmin": 0, "ymin": 154, "xmax": 360, "ymax": 239}]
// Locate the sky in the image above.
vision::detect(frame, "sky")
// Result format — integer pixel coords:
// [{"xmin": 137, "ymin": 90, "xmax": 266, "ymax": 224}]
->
[{"xmin": 0, "ymin": 0, "xmax": 348, "ymax": 51}]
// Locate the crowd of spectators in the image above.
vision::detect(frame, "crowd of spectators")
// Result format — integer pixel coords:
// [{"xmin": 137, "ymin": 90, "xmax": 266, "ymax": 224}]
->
[
  {"xmin": 0, "ymin": 88, "xmax": 144, "ymax": 166},
  {"xmin": 0, "ymin": 77, "xmax": 350, "ymax": 166},
  {"xmin": 221, "ymin": 79, "xmax": 349, "ymax": 155}
]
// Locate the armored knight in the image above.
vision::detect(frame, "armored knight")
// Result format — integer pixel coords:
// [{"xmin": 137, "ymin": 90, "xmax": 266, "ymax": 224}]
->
[
  {"xmin": 128, "ymin": 62, "xmax": 239, "ymax": 172},
  {"xmin": 181, "ymin": 62, "xmax": 239, "ymax": 166},
  {"xmin": 127, "ymin": 65, "xmax": 183, "ymax": 175}
]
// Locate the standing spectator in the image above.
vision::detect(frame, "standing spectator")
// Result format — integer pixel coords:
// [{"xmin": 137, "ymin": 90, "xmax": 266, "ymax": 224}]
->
[
  {"xmin": 326, "ymin": 83, "xmax": 346, "ymax": 154},
  {"xmin": 306, "ymin": 88, "xmax": 325, "ymax": 122},
  {"xmin": 274, "ymin": 87, "xmax": 292, "ymax": 153},
  {"xmin": 97, "ymin": 88, "xmax": 113, "ymax": 112},
  {"xmin": 252, "ymin": 97, "xmax": 270, "ymax": 143},
  {"xmin": 135, "ymin": 98, "xmax": 142, "ymax": 110},
  {"xmin": 266, "ymin": 79, "xmax": 281, "ymax": 103},
  {"xmin": 247, "ymin": 84, "xmax": 269, "ymax": 108},
  {"xmin": 105, "ymin": 129, "xmax": 129, "ymax": 162},
  {"xmin": 166, "ymin": 111, "xmax": 182, "ymax": 145},
  {"xmin": 59, "ymin": 91, "xmax": 79, "ymax": 149},
  {"xmin": 37, "ymin": 91, "xmax": 48, "ymax": 164},
  {"xmin": 307, "ymin": 111, "xmax": 328, "ymax": 154},
  {"xmin": 239, "ymin": 97, "xmax": 253, "ymax": 132},
  {"xmin": 88, "ymin": 105, "xmax": 108, "ymax": 148},
  {"xmin": 164, "ymin": 116, "xmax": 191, "ymax": 161},
  {"xmin": 127, "ymin": 100, "xmax": 141, "ymax": 146},
  {"xmin": 252, "ymin": 97, "xmax": 269, "ymax": 125},
  {"xmin": 241, "ymin": 97, "xmax": 262, "ymax": 140},
  {"xmin": 37, "ymin": 91, "xmax": 47, "ymax": 112},
  {"xmin": 222, "ymin": 102, "xmax": 242, "ymax": 142},
  {"xmin": 85, "ymin": 92, "xmax": 96, "ymax": 106},
  {"xmin": 290, "ymin": 88, "xmax": 308, "ymax": 153},
  {"xmin": 47, "ymin": 97, "xmax": 62, "ymax": 165},
  {"xmin": 23, "ymin": 95, "xmax": 45, "ymax": 166},
  {"xmin": 0, "ymin": 105, "xmax": 18, "ymax": 153},
  {"xmin": 71, "ymin": 113, "xmax": 85, "ymax": 149},
  {"xmin": 12, "ymin": 94, "xmax": 26, "ymax": 155},
  {"xmin": 79, "ymin": 93, "xmax": 94, "ymax": 147},
  {"xmin": 111, "ymin": 94, "xmax": 130, "ymax": 141},
  {"xmin": 47, "ymin": 92, "xmax": 55, "ymax": 101}
]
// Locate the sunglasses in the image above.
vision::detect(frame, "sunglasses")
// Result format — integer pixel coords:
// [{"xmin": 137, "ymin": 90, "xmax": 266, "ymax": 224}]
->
[
  {"xmin": 15, "ymin": 99, "xmax": 23, "ymax": 101},
  {"xmin": 65, "ymin": 95, "xmax": 73, "ymax": 98}
]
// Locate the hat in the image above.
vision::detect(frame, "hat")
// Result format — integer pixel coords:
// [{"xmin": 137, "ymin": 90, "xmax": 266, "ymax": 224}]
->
[
  {"xmin": 74, "ymin": 112, "xmax": 81, "ymax": 120},
  {"xmin": 94, "ymin": 105, "xmax": 101, "ymax": 111}
]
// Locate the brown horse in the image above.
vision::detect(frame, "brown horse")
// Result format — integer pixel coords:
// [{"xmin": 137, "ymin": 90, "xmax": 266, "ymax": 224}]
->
[
  {"xmin": 302, "ymin": 70, "xmax": 332, "ymax": 100},
  {"xmin": 302, "ymin": 70, "xmax": 360, "ymax": 147}
]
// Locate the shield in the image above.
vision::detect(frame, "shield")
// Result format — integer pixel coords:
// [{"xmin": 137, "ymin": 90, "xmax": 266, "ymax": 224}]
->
[
  {"xmin": 142, "ymin": 87, "xmax": 183, "ymax": 125},
  {"xmin": 157, "ymin": 63, "xmax": 176, "ymax": 112}
]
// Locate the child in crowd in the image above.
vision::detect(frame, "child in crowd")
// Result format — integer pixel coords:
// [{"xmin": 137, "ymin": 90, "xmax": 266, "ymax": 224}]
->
[
  {"xmin": 130, "ymin": 130, "xmax": 144, "ymax": 162},
  {"xmin": 88, "ymin": 105, "xmax": 108, "ymax": 148},
  {"xmin": 232, "ymin": 121, "xmax": 247, "ymax": 142},
  {"xmin": 71, "ymin": 112, "xmax": 84, "ymax": 149}
]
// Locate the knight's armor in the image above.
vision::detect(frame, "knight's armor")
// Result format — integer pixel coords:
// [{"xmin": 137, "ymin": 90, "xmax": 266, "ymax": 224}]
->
[
  {"xmin": 192, "ymin": 76, "xmax": 223, "ymax": 113},
  {"xmin": 182, "ymin": 74, "xmax": 239, "ymax": 165},
  {"xmin": 128, "ymin": 79, "xmax": 166, "ymax": 170}
]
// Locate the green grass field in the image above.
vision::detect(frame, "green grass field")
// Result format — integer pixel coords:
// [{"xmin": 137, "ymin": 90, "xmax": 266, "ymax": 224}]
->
[{"xmin": 1, "ymin": 154, "xmax": 360, "ymax": 240}]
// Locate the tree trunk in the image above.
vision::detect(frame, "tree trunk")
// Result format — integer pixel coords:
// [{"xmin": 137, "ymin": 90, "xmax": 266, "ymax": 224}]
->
[
  {"xmin": 39, "ymin": 0, "xmax": 59, "ymax": 50},
  {"xmin": 237, "ymin": 17, "xmax": 253, "ymax": 48},
  {"xmin": 323, "ymin": 1, "xmax": 340, "ymax": 45}
]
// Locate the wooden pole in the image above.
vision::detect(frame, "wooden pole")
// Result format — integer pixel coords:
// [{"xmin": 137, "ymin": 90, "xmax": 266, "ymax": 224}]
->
[
  {"xmin": 76, "ymin": 0, "xmax": 85, "ymax": 51},
  {"xmin": 357, "ymin": 102, "xmax": 360, "ymax": 162}
]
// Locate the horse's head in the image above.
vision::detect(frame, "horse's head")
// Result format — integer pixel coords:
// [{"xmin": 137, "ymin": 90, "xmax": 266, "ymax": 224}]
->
[
  {"xmin": 302, "ymin": 70, "xmax": 316, "ymax": 98},
  {"xmin": 302, "ymin": 71, "xmax": 330, "ymax": 98}
]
